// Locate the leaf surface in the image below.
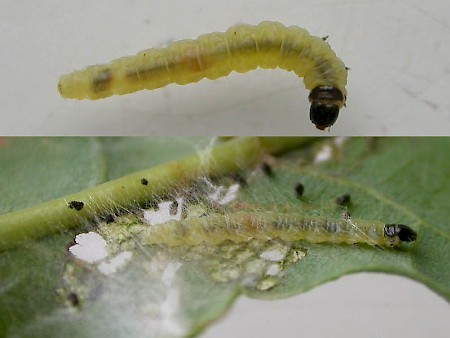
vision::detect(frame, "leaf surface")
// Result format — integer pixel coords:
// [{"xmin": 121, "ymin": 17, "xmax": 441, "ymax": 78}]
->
[{"xmin": 0, "ymin": 137, "xmax": 448, "ymax": 337}]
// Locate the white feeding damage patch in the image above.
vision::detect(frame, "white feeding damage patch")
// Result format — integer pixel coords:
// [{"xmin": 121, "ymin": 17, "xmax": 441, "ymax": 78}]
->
[
  {"xmin": 144, "ymin": 198, "xmax": 183, "ymax": 225},
  {"xmin": 143, "ymin": 180, "xmax": 239, "ymax": 227},
  {"xmin": 313, "ymin": 144, "xmax": 333, "ymax": 164},
  {"xmin": 69, "ymin": 232, "xmax": 108, "ymax": 264},
  {"xmin": 160, "ymin": 262, "xmax": 185, "ymax": 335},
  {"xmin": 334, "ymin": 136, "xmax": 348, "ymax": 147},
  {"xmin": 265, "ymin": 264, "xmax": 281, "ymax": 276},
  {"xmin": 314, "ymin": 137, "xmax": 348, "ymax": 164},
  {"xmin": 260, "ymin": 249, "xmax": 286, "ymax": 262},
  {"xmin": 69, "ymin": 232, "xmax": 133, "ymax": 275},
  {"xmin": 146, "ymin": 257, "xmax": 186, "ymax": 336},
  {"xmin": 259, "ymin": 247, "xmax": 288, "ymax": 277},
  {"xmin": 201, "ymin": 178, "xmax": 240, "ymax": 205},
  {"xmin": 98, "ymin": 251, "xmax": 133, "ymax": 275}
]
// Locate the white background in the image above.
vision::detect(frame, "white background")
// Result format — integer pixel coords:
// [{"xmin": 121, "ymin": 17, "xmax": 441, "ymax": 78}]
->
[
  {"xmin": 1, "ymin": 0, "xmax": 449, "ymax": 337},
  {"xmin": 1, "ymin": 0, "xmax": 449, "ymax": 135},
  {"xmin": 205, "ymin": 273, "xmax": 450, "ymax": 338}
]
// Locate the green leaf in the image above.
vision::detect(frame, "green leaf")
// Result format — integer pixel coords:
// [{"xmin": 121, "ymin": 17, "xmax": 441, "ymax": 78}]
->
[{"xmin": 0, "ymin": 137, "xmax": 448, "ymax": 338}]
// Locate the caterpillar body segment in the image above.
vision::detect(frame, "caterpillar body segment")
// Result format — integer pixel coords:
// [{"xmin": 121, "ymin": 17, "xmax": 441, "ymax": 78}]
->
[
  {"xmin": 58, "ymin": 21, "xmax": 348, "ymax": 129},
  {"xmin": 143, "ymin": 211, "xmax": 416, "ymax": 248}
]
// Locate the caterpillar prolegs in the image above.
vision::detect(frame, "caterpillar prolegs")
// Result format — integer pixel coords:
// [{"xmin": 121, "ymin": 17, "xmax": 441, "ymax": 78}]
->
[
  {"xmin": 144, "ymin": 211, "xmax": 417, "ymax": 248},
  {"xmin": 58, "ymin": 21, "xmax": 348, "ymax": 129}
]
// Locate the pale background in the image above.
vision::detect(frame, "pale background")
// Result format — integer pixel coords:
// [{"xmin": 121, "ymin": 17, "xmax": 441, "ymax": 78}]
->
[
  {"xmin": 204, "ymin": 273, "xmax": 450, "ymax": 338},
  {"xmin": 1, "ymin": 0, "xmax": 449, "ymax": 135},
  {"xmin": 1, "ymin": 0, "xmax": 449, "ymax": 336}
]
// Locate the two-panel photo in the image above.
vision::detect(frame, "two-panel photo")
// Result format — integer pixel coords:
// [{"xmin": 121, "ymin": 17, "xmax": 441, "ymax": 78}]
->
[{"xmin": 1, "ymin": 1, "xmax": 449, "ymax": 337}]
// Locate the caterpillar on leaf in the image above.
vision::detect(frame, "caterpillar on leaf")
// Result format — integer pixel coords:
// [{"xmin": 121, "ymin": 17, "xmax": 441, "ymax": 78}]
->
[
  {"xmin": 143, "ymin": 211, "xmax": 417, "ymax": 248},
  {"xmin": 58, "ymin": 21, "xmax": 348, "ymax": 129}
]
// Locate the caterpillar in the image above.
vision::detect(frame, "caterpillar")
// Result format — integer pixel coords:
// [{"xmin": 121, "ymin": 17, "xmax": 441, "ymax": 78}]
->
[
  {"xmin": 143, "ymin": 211, "xmax": 417, "ymax": 248},
  {"xmin": 58, "ymin": 21, "xmax": 348, "ymax": 129}
]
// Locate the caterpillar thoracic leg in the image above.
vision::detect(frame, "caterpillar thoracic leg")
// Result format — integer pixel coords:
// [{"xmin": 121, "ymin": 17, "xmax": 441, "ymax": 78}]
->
[{"xmin": 58, "ymin": 21, "xmax": 348, "ymax": 129}]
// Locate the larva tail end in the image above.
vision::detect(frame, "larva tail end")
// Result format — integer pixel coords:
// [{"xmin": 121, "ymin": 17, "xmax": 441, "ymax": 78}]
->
[
  {"xmin": 58, "ymin": 73, "xmax": 86, "ymax": 100},
  {"xmin": 309, "ymin": 86, "xmax": 345, "ymax": 130}
]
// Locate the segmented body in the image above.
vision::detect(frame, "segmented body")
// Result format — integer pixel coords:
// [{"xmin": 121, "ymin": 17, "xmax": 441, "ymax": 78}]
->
[
  {"xmin": 58, "ymin": 22, "xmax": 347, "ymax": 115},
  {"xmin": 144, "ymin": 211, "xmax": 410, "ymax": 247}
]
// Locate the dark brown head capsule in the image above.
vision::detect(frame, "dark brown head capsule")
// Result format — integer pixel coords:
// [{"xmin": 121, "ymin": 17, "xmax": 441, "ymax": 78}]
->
[
  {"xmin": 309, "ymin": 86, "xmax": 345, "ymax": 130},
  {"xmin": 384, "ymin": 224, "xmax": 417, "ymax": 246}
]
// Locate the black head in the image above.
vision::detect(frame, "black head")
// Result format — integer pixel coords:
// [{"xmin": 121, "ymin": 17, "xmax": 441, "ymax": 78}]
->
[
  {"xmin": 308, "ymin": 86, "xmax": 345, "ymax": 130},
  {"xmin": 310, "ymin": 103, "xmax": 340, "ymax": 130},
  {"xmin": 384, "ymin": 224, "xmax": 417, "ymax": 243}
]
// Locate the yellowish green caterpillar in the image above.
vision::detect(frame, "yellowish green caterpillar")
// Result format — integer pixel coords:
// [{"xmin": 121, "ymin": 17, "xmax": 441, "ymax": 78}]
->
[
  {"xmin": 58, "ymin": 21, "xmax": 348, "ymax": 129},
  {"xmin": 143, "ymin": 211, "xmax": 417, "ymax": 248}
]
